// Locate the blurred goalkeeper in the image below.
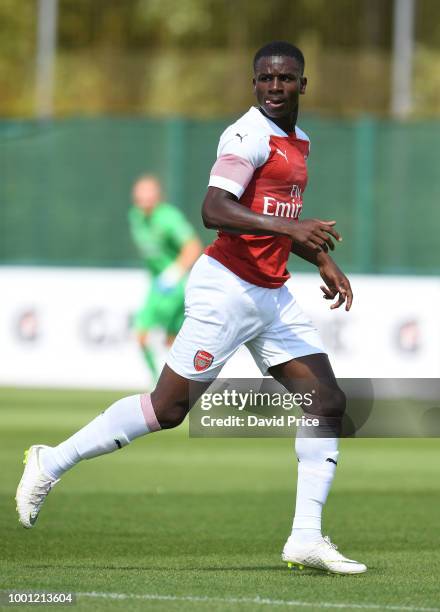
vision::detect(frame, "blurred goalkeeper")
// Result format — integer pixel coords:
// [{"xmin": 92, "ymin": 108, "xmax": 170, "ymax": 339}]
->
[{"xmin": 129, "ymin": 175, "xmax": 202, "ymax": 380}]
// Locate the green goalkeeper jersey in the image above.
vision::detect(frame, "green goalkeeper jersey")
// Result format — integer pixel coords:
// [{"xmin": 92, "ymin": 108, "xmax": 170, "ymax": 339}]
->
[{"xmin": 128, "ymin": 203, "xmax": 196, "ymax": 277}]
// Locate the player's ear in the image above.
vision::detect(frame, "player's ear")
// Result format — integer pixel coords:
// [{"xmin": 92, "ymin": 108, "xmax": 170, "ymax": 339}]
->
[
  {"xmin": 252, "ymin": 77, "xmax": 256, "ymax": 93},
  {"xmin": 300, "ymin": 76, "xmax": 307, "ymax": 95}
]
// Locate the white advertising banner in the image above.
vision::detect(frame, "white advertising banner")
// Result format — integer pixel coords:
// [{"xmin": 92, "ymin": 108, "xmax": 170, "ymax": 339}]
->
[
  {"xmin": 0, "ymin": 267, "xmax": 147, "ymax": 389},
  {"xmin": 1, "ymin": 266, "xmax": 439, "ymax": 389}
]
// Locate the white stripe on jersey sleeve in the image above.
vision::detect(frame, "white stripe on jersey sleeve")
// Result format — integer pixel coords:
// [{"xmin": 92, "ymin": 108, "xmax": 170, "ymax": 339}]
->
[
  {"xmin": 209, "ymin": 174, "xmax": 246, "ymax": 198},
  {"xmin": 209, "ymin": 154, "xmax": 255, "ymax": 198},
  {"xmin": 208, "ymin": 123, "xmax": 270, "ymax": 197}
]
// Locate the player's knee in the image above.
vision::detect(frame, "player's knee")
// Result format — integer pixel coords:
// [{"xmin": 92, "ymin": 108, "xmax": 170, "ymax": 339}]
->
[
  {"xmin": 151, "ymin": 398, "xmax": 189, "ymax": 429},
  {"xmin": 323, "ymin": 387, "xmax": 346, "ymax": 419},
  {"xmin": 158, "ymin": 405, "xmax": 187, "ymax": 429}
]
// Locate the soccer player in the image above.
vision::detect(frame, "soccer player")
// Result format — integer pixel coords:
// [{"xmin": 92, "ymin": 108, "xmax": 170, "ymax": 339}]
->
[
  {"xmin": 16, "ymin": 41, "xmax": 366, "ymax": 575},
  {"xmin": 128, "ymin": 175, "xmax": 202, "ymax": 380}
]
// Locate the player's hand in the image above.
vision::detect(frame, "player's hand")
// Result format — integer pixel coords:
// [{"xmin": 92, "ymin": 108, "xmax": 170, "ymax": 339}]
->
[
  {"xmin": 155, "ymin": 263, "xmax": 183, "ymax": 293},
  {"xmin": 318, "ymin": 256, "xmax": 353, "ymax": 311},
  {"xmin": 290, "ymin": 219, "xmax": 341, "ymax": 252}
]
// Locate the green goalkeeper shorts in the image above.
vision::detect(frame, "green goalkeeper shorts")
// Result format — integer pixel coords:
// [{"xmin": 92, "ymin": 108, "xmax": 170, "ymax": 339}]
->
[{"xmin": 134, "ymin": 278, "xmax": 185, "ymax": 336}]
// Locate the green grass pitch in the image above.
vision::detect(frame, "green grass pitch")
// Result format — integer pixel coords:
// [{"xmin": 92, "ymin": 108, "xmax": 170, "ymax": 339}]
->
[{"xmin": 1, "ymin": 388, "xmax": 439, "ymax": 612}]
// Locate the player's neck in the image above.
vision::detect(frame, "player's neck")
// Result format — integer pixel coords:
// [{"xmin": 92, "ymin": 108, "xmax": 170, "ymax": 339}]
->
[{"xmin": 258, "ymin": 107, "xmax": 298, "ymax": 135}]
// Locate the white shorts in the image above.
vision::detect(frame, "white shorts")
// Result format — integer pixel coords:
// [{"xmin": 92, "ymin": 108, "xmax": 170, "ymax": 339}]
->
[{"xmin": 167, "ymin": 255, "xmax": 326, "ymax": 381}]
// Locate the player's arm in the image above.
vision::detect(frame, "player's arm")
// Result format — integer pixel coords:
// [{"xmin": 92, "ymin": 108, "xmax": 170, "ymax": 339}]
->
[
  {"xmin": 156, "ymin": 209, "xmax": 202, "ymax": 292},
  {"xmin": 156, "ymin": 236, "xmax": 202, "ymax": 292},
  {"xmin": 291, "ymin": 242, "xmax": 326, "ymax": 265},
  {"xmin": 170, "ymin": 208, "xmax": 202, "ymax": 273},
  {"xmin": 290, "ymin": 243, "xmax": 353, "ymax": 311},
  {"xmin": 202, "ymin": 187, "xmax": 340, "ymax": 251},
  {"xmin": 128, "ymin": 206, "xmax": 150, "ymax": 255},
  {"xmin": 175, "ymin": 237, "xmax": 203, "ymax": 272}
]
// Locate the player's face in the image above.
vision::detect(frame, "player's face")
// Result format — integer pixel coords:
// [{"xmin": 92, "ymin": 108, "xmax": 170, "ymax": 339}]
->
[
  {"xmin": 253, "ymin": 56, "xmax": 306, "ymax": 122},
  {"xmin": 133, "ymin": 179, "xmax": 161, "ymax": 213}
]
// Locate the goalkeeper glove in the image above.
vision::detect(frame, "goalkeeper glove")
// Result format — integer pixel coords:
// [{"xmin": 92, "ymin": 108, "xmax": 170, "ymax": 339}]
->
[{"xmin": 156, "ymin": 263, "xmax": 184, "ymax": 293}]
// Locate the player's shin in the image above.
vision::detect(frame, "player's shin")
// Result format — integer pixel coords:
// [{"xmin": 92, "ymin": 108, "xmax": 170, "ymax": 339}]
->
[
  {"xmin": 40, "ymin": 394, "xmax": 161, "ymax": 480},
  {"xmin": 289, "ymin": 414, "xmax": 340, "ymax": 546}
]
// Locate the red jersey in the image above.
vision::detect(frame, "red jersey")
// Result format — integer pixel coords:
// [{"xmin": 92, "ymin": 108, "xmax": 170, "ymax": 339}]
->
[{"xmin": 206, "ymin": 106, "xmax": 310, "ymax": 289}]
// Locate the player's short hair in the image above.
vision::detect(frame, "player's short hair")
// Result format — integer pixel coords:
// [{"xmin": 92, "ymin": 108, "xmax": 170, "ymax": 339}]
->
[
  {"xmin": 253, "ymin": 41, "xmax": 305, "ymax": 74},
  {"xmin": 135, "ymin": 174, "xmax": 160, "ymax": 186}
]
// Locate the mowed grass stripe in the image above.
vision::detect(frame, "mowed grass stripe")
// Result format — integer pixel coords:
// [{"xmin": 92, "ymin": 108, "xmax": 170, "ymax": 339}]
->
[{"xmin": 77, "ymin": 591, "xmax": 440, "ymax": 611}]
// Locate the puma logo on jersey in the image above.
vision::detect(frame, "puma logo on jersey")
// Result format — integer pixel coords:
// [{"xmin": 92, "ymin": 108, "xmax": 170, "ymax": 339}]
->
[
  {"xmin": 235, "ymin": 133, "xmax": 247, "ymax": 142},
  {"xmin": 276, "ymin": 148, "xmax": 288, "ymax": 162}
]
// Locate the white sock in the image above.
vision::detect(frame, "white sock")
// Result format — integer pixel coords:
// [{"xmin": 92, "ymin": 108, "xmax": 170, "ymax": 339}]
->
[
  {"xmin": 289, "ymin": 433, "xmax": 339, "ymax": 547},
  {"xmin": 40, "ymin": 394, "xmax": 160, "ymax": 480}
]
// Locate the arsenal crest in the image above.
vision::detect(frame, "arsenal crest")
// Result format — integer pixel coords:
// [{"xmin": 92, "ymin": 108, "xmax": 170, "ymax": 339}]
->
[{"xmin": 194, "ymin": 350, "xmax": 214, "ymax": 372}]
